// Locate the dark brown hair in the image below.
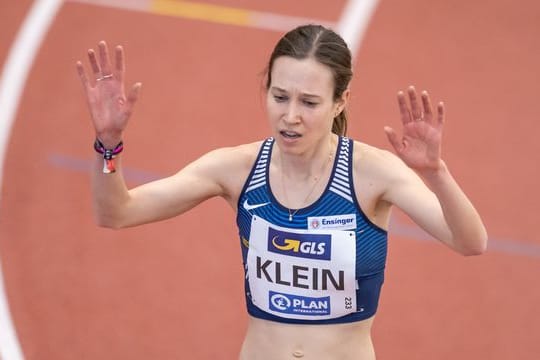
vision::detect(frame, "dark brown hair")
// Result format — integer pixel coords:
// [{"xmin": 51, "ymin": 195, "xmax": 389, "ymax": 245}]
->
[{"xmin": 265, "ymin": 24, "xmax": 353, "ymax": 136}]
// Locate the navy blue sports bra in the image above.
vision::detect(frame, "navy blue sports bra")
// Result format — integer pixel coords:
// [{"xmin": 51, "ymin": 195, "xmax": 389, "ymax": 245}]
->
[{"xmin": 236, "ymin": 137, "xmax": 387, "ymax": 324}]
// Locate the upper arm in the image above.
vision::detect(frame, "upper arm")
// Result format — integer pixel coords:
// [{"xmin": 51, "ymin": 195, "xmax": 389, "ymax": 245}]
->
[
  {"xmin": 354, "ymin": 143, "xmax": 485, "ymax": 254},
  {"xmin": 117, "ymin": 145, "xmax": 253, "ymax": 227},
  {"xmin": 378, "ymin": 151, "xmax": 454, "ymax": 246}
]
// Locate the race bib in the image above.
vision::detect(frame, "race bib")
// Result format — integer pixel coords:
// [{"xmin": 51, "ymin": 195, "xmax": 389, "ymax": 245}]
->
[{"xmin": 247, "ymin": 216, "xmax": 357, "ymax": 320}]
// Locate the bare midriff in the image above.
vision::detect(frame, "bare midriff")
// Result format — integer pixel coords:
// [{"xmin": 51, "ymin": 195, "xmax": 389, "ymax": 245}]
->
[{"xmin": 239, "ymin": 315, "xmax": 376, "ymax": 360}]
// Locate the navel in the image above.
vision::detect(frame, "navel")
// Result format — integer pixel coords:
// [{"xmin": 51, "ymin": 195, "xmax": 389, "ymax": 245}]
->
[{"xmin": 292, "ymin": 349, "xmax": 304, "ymax": 358}]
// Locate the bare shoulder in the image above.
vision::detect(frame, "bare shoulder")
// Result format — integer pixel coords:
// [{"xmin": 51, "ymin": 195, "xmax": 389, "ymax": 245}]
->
[
  {"xmin": 348, "ymin": 141, "xmax": 397, "ymax": 228},
  {"xmin": 350, "ymin": 140, "xmax": 419, "ymax": 227},
  {"xmin": 352, "ymin": 141, "xmax": 406, "ymax": 181},
  {"xmin": 207, "ymin": 140, "xmax": 262, "ymax": 173},
  {"xmin": 351, "ymin": 140, "xmax": 426, "ymax": 204},
  {"xmin": 202, "ymin": 140, "xmax": 264, "ymax": 204}
]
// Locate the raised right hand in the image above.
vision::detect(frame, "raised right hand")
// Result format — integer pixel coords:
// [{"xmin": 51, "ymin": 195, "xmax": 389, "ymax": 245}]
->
[{"xmin": 76, "ymin": 41, "xmax": 141, "ymax": 147}]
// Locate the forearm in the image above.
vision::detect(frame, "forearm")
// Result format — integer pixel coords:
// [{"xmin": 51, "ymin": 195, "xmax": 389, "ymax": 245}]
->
[
  {"xmin": 91, "ymin": 153, "xmax": 131, "ymax": 228},
  {"xmin": 419, "ymin": 161, "xmax": 488, "ymax": 255}
]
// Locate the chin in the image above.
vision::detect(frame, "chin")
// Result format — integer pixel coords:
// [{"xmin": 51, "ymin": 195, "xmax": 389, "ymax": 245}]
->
[{"xmin": 276, "ymin": 140, "xmax": 316, "ymax": 160}]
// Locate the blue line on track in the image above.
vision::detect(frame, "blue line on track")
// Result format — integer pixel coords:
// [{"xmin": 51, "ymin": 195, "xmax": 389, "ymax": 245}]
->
[
  {"xmin": 49, "ymin": 153, "xmax": 160, "ymax": 183},
  {"xmin": 48, "ymin": 152, "xmax": 540, "ymax": 260},
  {"xmin": 389, "ymin": 218, "xmax": 540, "ymax": 259}
]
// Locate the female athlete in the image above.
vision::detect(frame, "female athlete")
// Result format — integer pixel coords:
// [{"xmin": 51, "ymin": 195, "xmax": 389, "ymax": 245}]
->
[{"xmin": 76, "ymin": 24, "xmax": 487, "ymax": 360}]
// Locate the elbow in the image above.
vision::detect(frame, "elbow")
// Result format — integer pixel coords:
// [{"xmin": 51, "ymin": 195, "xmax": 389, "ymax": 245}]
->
[
  {"xmin": 449, "ymin": 224, "xmax": 488, "ymax": 256},
  {"xmin": 94, "ymin": 212, "xmax": 126, "ymax": 230},
  {"xmin": 459, "ymin": 234, "xmax": 488, "ymax": 257},
  {"xmin": 92, "ymin": 198, "xmax": 133, "ymax": 229},
  {"xmin": 96, "ymin": 220, "xmax": 123, "ymax": 230},
  {"xmin": 461, "ymin": 246, "xmax": 486, "ymax": 256}
]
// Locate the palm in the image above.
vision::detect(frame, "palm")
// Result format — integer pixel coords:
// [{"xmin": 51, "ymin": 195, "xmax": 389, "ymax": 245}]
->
[
  {"xmin": 76, "ymin": 41, "xmax": 141, "ymax": 146},
  {"xmin": 385, "ymin": 87, "xmax": 444, "ymax": 171},
  {"xmin": 89, "ymin": 77, "xmax": 127, "ymax": 127}
]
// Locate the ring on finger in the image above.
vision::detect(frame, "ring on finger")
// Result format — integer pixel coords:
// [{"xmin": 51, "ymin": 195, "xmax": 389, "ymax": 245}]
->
[{"xmin": 96, "ymin": 73, "xmax": 113, "ymax": 81}]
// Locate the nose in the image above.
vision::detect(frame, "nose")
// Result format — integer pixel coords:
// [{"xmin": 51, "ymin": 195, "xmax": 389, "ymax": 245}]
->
[{"xmin": 284, "ymin": 101, "xmax": 301, "ymax": 124}]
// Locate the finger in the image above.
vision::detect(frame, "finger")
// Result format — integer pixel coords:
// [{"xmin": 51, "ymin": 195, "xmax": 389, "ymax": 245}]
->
[
  {"xmin": 114, "ymin": 45, "xmax": 124, "ymax": 82},
  {"xmin": 437, "ymin": 102, "xmax": 445, "ymax": 128},
  {"xmin": 76, "ymin": 61, "xmax": 90, "ymax": 90},
  {"xmin": 384, "ymin": 126, "xmax": 403, "ymax": 154},
  {"xmin": 127, "ymin": 82, "xmax": 142, "ymax": 110},
  {"xmin": 98, "ymin": 41, "xmax": 113, "ymax": 76},
  {"xmin": 408, "ymin": 86, "xmax": 422, "ymax": 120},
  {"xmin": 421, "ymin": 90, "xmax": 434, "ymax": 125},
  {"xmin": 397, "ymin": 91, "xmax": 412, "ymax": 124},
  {"xmin": 87, "ymin": 49, "xmax": 101, "ymax": 77}
]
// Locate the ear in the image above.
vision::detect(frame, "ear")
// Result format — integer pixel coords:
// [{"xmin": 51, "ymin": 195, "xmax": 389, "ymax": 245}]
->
[{"xmin": 335, "ymin": 88, "xmax": 350, "ymax": 115}]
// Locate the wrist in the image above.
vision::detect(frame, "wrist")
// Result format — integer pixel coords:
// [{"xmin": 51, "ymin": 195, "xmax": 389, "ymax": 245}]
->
[
  {"xmin": 96, "ymin": 131, "xmax": 123, "ymax": 148},
  {"xmin": 94, "ymin": 138, "xmax": 124, "ymax": 174},
  {"xmin": 417, "ymin": 160, "xmax": 448, "ymax": 182}
]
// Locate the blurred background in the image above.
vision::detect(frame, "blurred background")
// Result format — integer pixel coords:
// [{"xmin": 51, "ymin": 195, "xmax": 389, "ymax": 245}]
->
[{"xmin": 1, "ymin": 0, "xmax": 539, "ymax": 359}]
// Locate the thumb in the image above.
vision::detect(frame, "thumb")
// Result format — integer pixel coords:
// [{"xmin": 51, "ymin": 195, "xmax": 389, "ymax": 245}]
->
[
  {"xmin": 384, "ymin": 126, "xmax": 402, "ymax": 153},
  {"xmin": 127, "ymin": 82, "xmax": 142, "ymax": 109}
]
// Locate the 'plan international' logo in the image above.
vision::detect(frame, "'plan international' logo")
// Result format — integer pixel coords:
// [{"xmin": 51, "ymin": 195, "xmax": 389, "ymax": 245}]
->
[{"xmin": 269, "ymin": 291, "xmax": 331, "ymax": 316}]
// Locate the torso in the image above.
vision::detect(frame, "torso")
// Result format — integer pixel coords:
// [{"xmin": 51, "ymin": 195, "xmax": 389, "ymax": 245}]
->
[
  {"xmin": 240, "ymin": 315, "xmax": 376, "ymax": 360},
  {"xmin": 220, "ymin": 137, "xmax": 394, "ymax": 360}
]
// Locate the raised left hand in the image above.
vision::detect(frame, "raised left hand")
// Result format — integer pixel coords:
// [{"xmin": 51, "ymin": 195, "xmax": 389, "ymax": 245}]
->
[{"xmin": 384, "ymin": 86, "xmax": 444, "ymax": 172}]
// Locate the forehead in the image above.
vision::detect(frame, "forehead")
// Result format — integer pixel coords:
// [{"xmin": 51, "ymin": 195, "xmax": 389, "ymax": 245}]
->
[{"xmin": 270, "ymin": 56, "xmax": 334, "ymax": 96}]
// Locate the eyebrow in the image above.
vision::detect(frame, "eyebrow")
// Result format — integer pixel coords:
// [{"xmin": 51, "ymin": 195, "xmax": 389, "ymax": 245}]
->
[{"xmin": 270, "ymin": 86, "xmax": 322, "ymax": 99}]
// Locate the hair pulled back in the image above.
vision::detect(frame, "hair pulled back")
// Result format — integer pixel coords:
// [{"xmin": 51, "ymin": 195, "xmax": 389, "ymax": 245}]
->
[{"xmin": 265, "ymin": 24, "xmax": 353, "ymax": 136}]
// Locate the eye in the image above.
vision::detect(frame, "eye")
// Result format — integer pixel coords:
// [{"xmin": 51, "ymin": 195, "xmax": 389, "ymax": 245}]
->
[
  {"xmin": 273, "ymin": 95, "xmax": 288, "ymax": 103},
  {"xmin": 303, "ymin": 99, "xmax": 318, "ymax": 107}
]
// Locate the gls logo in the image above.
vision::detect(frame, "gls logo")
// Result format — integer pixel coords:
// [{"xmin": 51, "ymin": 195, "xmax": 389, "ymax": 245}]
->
[
  {"xmin": 267, "ymin": 228, "xmax": 331, "ymax": 260},
  {"xmin": 271, "ymin": 238, "xmax": 326, "ymax": 255}
]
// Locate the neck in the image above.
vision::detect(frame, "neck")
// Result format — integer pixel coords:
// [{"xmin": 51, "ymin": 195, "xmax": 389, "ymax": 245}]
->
[
  {"xmin": 274, "ymin": 134, "xmax": 337, "ymax": 214},
  {"xmin": 277, "ymin": 134, "xmax": 337, "ymax": 181}
]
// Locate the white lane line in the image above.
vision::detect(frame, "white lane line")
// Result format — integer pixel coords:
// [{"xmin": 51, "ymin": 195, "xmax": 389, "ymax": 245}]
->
[
  {"xmin": 0, "ymin": 1, "xmax": 64, "ymax": 359},
  {"xmin": 336, "ymin": 0, "xmax": 379, "ymax": 57}
]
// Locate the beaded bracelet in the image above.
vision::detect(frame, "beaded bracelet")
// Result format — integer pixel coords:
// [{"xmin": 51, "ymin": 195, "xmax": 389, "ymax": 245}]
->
[{"xmin": 94, "ymin": 138, "xmax": 123, "ymax": 174}]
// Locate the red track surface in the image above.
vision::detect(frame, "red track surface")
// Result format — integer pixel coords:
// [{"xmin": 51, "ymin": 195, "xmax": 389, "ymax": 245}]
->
[{"xmin": 1, "ymin": 1, "xmax": 539, "ymax": 359}]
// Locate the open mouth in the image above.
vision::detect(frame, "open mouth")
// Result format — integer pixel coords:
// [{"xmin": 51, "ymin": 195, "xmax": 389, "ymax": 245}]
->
[{"xmin": 280, "ymin": 130, "xmax": 301, "ymax": 139}]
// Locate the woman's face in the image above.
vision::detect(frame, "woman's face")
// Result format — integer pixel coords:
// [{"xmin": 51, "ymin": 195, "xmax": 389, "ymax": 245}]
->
[{"xmin": 266, "ymin": 56, "xmax": 348, "ymax": 155}]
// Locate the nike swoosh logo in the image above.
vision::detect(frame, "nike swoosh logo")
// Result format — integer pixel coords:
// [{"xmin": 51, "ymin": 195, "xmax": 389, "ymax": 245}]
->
[{"xmin": 243, "ymin": 199, "xmax": 270, "ymax": 211}]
